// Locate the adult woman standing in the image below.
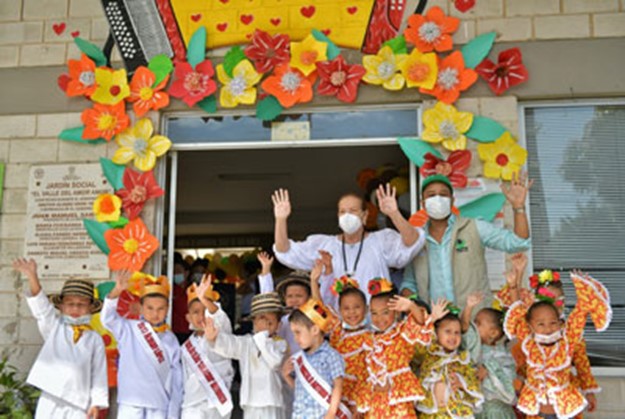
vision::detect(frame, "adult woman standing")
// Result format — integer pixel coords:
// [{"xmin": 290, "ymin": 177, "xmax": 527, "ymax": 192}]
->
[{"xmin": 272, "ymin": 184, "xmax": 425, "ymax": 302}]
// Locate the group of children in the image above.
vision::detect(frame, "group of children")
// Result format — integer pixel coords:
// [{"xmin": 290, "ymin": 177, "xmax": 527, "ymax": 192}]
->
[{"xmin": 13, "ymin": 248, "xmax": 611, "ymax": 419}]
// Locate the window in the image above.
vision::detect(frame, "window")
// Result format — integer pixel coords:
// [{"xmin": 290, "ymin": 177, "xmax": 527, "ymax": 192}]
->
[{"xmin": 524, "ymin": 103, "xmax": 625, "ymax": 366}]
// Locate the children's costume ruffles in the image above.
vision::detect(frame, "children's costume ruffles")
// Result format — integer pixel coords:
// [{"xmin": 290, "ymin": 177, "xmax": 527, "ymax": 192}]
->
[{"xmin": 329, "ymin": 325, "xmax": 370, "ymax": 407}]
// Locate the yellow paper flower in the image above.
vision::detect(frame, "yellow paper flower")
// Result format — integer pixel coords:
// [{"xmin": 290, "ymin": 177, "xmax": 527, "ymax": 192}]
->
[
  {"xmin": 399, "ymin": 49, "xmax": 438, "ymax": 89},
  {"xmin": 93, "ymin": 193, "xmax": 122, "ymax": 222},
  {"xmin": 422, "ymin": 101, "xmax": 473, "ymax": 151},
  {"xmin": 362, "ymin": 46, "xmax": 407, "ymax": 91},
  {"xmin": 112, "ymin": 118, "xmax": 172, "ymax": 172},
  {"xmin": 290, "ymin": 34, "xmax": 327, "ymax": 76},
  {"xmin": 216, "ymin": 60, "xmax": 262, "ymax": 108},
  {"xmin": 91, "ymin": 68, "xmax": 130, "ymax": 105},
  {"xmin": 477, "ymin": 132, "xmax": 527, "ymax": 180}
]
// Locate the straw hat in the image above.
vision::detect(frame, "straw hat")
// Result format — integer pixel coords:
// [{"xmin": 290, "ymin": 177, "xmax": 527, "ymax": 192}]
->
[
  {"xmin": 275, "ymin": 270, "xmax": 311, "ymax": 297},
  {"xmin": 250, "ymin": 292, "xmax": 283, "ymax": 317},
  {"xmin": 50, "ymin": 279, "xmax": 102, "ymax": 313}
]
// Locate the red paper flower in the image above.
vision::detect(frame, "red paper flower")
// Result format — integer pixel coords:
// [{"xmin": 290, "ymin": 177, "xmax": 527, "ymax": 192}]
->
[
  {"xmin": 116, "ymin": 168, "xmax": 165, "ymax": 220},
  {"xmin": 419, "ymin": 51, "xmax": 478, "ymax": 104},
  {"xmin": 404, "ymin": 6, "xmax": 460, "ymax": 53},
  {"xmin": 420, "ymin": 150, "xmax": 471, "ymax": 188},
  {"xmin": 316, "ymin": 56, "xmax": 366, "ymax": 103},
  {"xmin": 244, "ymin": 30, "xmax": 291, "ymax": 74},
  {"xmin": 368, "ymin": 280, "xmax": 381, "ymax": 295},
  {"xmin": 454, "ymin": 0, "xmax": 476, "ymax": 13},
  {"xmin": 261, "ymin": 63, "xmax": 314, "ymax": 108},
  {"xmin": 168, "ymin": 60, "xmax": 217, "ymax": 107},
  {"xmin": 475, "ymin": 48, "xmax": 529, "ymax": 96}
]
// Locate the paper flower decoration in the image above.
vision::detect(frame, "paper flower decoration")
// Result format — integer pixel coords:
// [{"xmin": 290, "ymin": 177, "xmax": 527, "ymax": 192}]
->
[
  {"xmin": 66, "ymin": 54, "xmax": 96, "ymax": 97},
  {"xmin": 112, "ymin": 118, "xmax": 172, "ymax": 172},
  {"xmin": 261, "ymin": 63, "xmax": 314, "ymax": 108},
  {"xmin": 367, "ymin": 277, "xmax": 394, "ymax": 296},
  {"xmin": 399, "ymin": 49, "xmax": 438, "ymax": 90},
  {"xmin": 420, "ymin": 51, "xmax": 478, "ymax": 104},
  {"xmin": 420, "ymin": 150, "xmax": 472, "ymax": 188},
  {"xmin": 104, "ymin": 218, "xmax": 159, "ymax": 272},
  {"xmin": 168, "ymin": 60, "xmax": 217, "ymax": 107},
  {"xmin": 475, "ymin": 47, "xmax": 529, "ymax": 96},
  {"xmin": 290, "ymin": 34, "xmax": 327, "ymax": 76},
  {"xmin": 216, "ymin": 60, "xmax": 262, "ymax": 108},
  {"xmin": 477, "ymin": 132, "xmax": 527, "ymax": 180},
  {"xmin": 316, "ymin": 56, "xmax": 366, "ymax": 103},
  {"xmin": 362, "ymin": 46, "xmax": 407, "ymax": 91},
  {"xmin": 529, "ymin": 270, "xmax": 561, "ymax": 289},
  {"xmin": 128, "ymin": 67, "xmax": 170, "ymax": 117},
  {"xmin": 244, "ymin": 30, "xmax": 291, "ymax": 74},
  {"xmin": 115, "ymin": 168, "xmax": 165, "ymax": 220},
  {"xmin": 93, "ymin": 193, "xmax": 122, "ymax": 222},
  {"xmin": 331, "ymin": 276, "xmax": 360, "ymax": 296},
  {"xmin": 117, "ymin": 289, "xmax": 141, "ymax": 319},
  {"xmin": 422, "ymin": 102, "xmax": 473, "ymax": 151},
  {"xmin": 91, "ymin": 68, "xmax": 130, "ymax": 105},
  {"xmin": 404, "ymin": 6, "xmax": 460, "ymax": 53},
  {"xmin": 81, "ymin": 102, "xmax": 130, "ymax": 141}
]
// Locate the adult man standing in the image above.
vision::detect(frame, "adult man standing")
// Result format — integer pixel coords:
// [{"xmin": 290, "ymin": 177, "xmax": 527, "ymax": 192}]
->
[{"xmin": 400, "ymin": 173, "xmax": 532, "ymax": 310}]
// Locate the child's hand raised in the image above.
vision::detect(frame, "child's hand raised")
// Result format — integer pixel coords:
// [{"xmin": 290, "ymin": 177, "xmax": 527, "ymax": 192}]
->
[
  {"xmin": 318, "ymin": 250, "xmax": 333, "ymax": 276},
  {"xmin": 388, "ymin": 295, "xmax": 413, "ymax": 313},
  {"xmin": 109, "ymin": 270, "xmax": 132, "ymax": 299},
  {"xmin": 511, "ymin": 253, "xmax": 528, "ymax": 281},
  {"xmin": 257, "ymin": 251, "xmax": 274, "ymax": 276},
  {"xmin": 430, "ymin": 298, "xmax": 449, "ymax": 322},
  {"xmin": 204, "ymin": 316, "xmax": 219, "ymax": 342},
  {"xmin": 466, "ymin": 292, "xmax": 483, "ymax": 309},
  {"xmin": 311, "ymin": 258, "xmax": 324, "ymax": 285},
  {"xmin": 12, "ymin": 258, "xmax": 38, "ymax": 279},
  {"xmin": 272, "ymin": 189, "xmax": 291, "ymax": 220}
]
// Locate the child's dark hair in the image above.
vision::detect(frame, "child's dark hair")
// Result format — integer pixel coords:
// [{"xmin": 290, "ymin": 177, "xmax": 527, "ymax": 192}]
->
[
  {"xmin": 478, "ymin": 307, "xmax": 505, "ymax": 339},
  {"xmin": 411, "ymin": 298, "xmax": 431, "ymax": 314},
  {"xmin": 288, "ymin": 308, "xmax": 315, "ymax": 328},
  {"xmin": 525, "ymin": 300, "xmax": 559, "ymax": 323},
  {"xmin": 339, "ymin": 287, "xmax": 367, "ymax": 306},
  {"xmin": 140, "ymin": 293, "xmax": 168, "ymax": 304},
  {"xmin": 434, "ymin": 312, "xmax": 462, "ymax": 330},
  {"xmin": 284, "ymin": 282, "xmax": 311, "ymax": 297}
]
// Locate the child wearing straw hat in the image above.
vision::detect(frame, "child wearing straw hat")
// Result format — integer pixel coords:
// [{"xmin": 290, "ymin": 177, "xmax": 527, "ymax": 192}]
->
[
  {"xmin": 204, "ymin": 291, "xmax": 287, "ymax": 419},
  {"xmin": 102, "ymin": 270, "xmax": 183, "ymax": 419},
  {"xmin": 13, "ymin": 258, "xmax": 108, "ymax": 419}
]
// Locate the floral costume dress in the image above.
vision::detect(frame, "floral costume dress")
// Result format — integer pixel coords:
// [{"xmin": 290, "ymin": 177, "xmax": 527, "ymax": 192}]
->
[
  {"xmin": 329, "ymin": 325, "xmax": 371, "ymax": 407},
  {"xmin": 355, "ymin": 316, "xmax": 433, "ymax": 418},
  {"xmin": 416, "ymin": 342, "xmax": 484, "ymax": 418},
  {"xmin": 503, "ymin": 272, "xmax": 612, "ymax": 419}
]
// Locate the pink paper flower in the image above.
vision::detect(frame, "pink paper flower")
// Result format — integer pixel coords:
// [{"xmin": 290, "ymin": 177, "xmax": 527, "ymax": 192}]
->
[
  {"xmin": 420, "ymin": 150, "xmax": 472, "ymax": 188},
  {"xmin": 168, "ymin": 60, "xmax": 217, "ymax": 107},
  {"xmin": 244, "ymin": 30, "xmax": 291, "ymax": 74},
  {"xmin": 115, "ymin": 168, "xmax": 164, "ymax": 220},
  {"xmin": 475, "ymin": 48, "xmax": 529, "ymax": 96},
  {"xmin": 316, "ymin": 56, "xmax": 366, "ymax": 103}
]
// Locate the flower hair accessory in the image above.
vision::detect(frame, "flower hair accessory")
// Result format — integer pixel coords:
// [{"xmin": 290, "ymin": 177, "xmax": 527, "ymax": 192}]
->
[
  {"xmin": 367, "ymin": 277, "xmax": 394, "ymax": 296},
  {"xmin": 331, "ymin": 276, "xmax": 360, "ymax": 296},
  {"xmin": 529, "ymin": 269, "xmax": 561, "ymax": 290},
  {"xmin": 535, "ymin": 287, "xmax": 557, "ymax": 305},
  {"xmin": 446, "ymin": 302, "xmax": 461, "ymax": 316}
]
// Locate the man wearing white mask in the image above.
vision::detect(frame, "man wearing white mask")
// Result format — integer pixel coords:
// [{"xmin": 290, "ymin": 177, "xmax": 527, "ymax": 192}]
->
[
  {"xmin": 400, "ymin": 174, "xmax": 532, "ymax": 311},
  {"xmin": 272, "ymin": 183, "xmax": 425, "ymax": 304}
]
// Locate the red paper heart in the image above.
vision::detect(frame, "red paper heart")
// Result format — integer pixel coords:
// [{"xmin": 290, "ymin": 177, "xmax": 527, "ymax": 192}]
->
[
  {"xmin": 240, "ymin": 14, "xmax": 254, "ymax": 25},
  {"xmin": 321, "ymin": 29, "xmax": 331, "ymax": 36},
  {"xmin": 57, "ymin": 74, "xmax": 70, "ymax": 92},
  {"xmin": 454, "ymin": 0, "xmax": 476, "ymax": 13},
  {"xmin": 71, "ymin": 30, "xmax": 80, "ymax": 38},
  {"xmin": 191, "ymin": 14, "xmax": 201, "ymax": 22},
  {"xmin": 300, "ymin": 5, "xmax": 316, "ymax": 18},
  {"xmin": 52, "ymin": 22, "xmax": 66, "ymax": 35},
  {"xmin": 245, "ymin": 33, "xmax": 253, "ymax": 39},
  {"xmin": 219, "ymin": 0, "xmax": 229, "ymax": 3},
  {"xmin": 270, "ymin": 17, "xmax": 281, "ymax": 26},
  {"xmin": 347, "ymin": 6, "xmax": 358, "ymax": 15},
  {"xmin": 217, "ymin": 22, "xmax": 228, "ymax": 32}
]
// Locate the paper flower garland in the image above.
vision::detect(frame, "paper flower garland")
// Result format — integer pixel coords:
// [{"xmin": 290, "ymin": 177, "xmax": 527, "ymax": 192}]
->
[
  {"xmin": 216, "ymin": 60, "xmax": 262, "ymax": 108},
  {"xmin": 128, "ymin": 67, "xmax": 170, "ymax": 117},
  {"xmin": 261, "ymin": 64, "xmax": 314, "ymax": 108},
  {"xmin": 422, "ymin": 102, "xmax": 474, "ymax": 151},
  {"xmin": 93, "ymin": 193, "xmax": 122, "ymax": 222},
  {"xmin": 115, "ymin": 168, "xmax": 165, "ymax": 220},
  {"xmin": 104, "ymin": 218, "xmax": 159, "ymax": 272},
  {"xmin": 112, "ymin": 118, "xmax": 172, "ymax": 172},
  {"xmin": 477, "ymin": 132, "xmax": 528, "ymax": 180},
  {"xmin": 399, "ymin": 49, "xmax": 438, "ymax": 89},
  {"xmin": 244, "ymin": 30, "xmax": 291, "ymax": 74},
  {"xmin": 91, "ymin": 68, "xmax": 130, "ymax": 105},
  {"xmin": 404, "ymin": 6, "xmax": 460, "ymax": 53},
  {"xmin": 66, "ymin": 54, "xmax": 96, "ymax": 97},
  {"xmin": 475, "ymin": 47, "xmax": 529, "ymax": 96},
  {"xmin": 81, "ymin": 102, "xmax": 129, "ymax": 141},
  {"xmin": 420, "ymin": 150, "xmax": 472, "ymax": 188},
  {"xmin": 168, "ymin": 60, "xmax": 217, "ymax": 107},
  {"xmin": 362, "ymin": 46, "xmax": 407, "ymax": 91},
  {"xmin": 420, "ymin": 51, "xmax": 477, "ymax": 104},
  {"xmin": 316, "ymin": 56, "xmax": 366, "ymax": 103}
]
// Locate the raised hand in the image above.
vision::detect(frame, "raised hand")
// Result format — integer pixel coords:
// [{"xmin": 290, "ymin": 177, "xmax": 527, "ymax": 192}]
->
[
  {"xmin": 204, "ymin": 315, "xmax": 219, "ymax": 342},
  {"xmin": 272, "ymin": 188, "xmax": 291, "ymax": 220},
  {"xmin": 376, "ymin": 183, "xmax": 398, "ymax": 216},
  {"xmin": 388, "ymin": 295, "xmax": 413, "ymax": 313},
  {"xmin": 466, "ymin": 292, "xmax": 483, "ymax": 309},
  {"xmin": 12, "ymin": 258, "xmax": 38, "ymax": 280},
  {"xmin": 311, "ymin": 258, "xmax": 324, "ymax": 285},
  {"xmin": 431, "ymin": 298, "xmax": 449, "ymax": 322},
  {"xmin": 317, "ymin": 250, "xmax": 333, "ymax": 276},
  {"xmin": 510, "ymin": 253, "xmax": 528, "ymax": 278},
  {"xmin": 501, "ymin": 171, "xmax": 534, "ymax": 209},
  {"xmin": 257, "ymin": 251, "xmax": 274, "ymax": 275}
]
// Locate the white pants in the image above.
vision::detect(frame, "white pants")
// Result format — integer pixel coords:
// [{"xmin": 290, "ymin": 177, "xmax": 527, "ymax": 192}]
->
[
  {"xmin": 35, "ymin": 392, "xmax": 86, "ymax": 419},
  {"xmin": 242, "ymin": 406, "xmax": 285, "ymax": 419},
  {"xmin": 117, "ymin": 403, "xmax": 167, "ymax": 419},
  {"xmin": 181, "ymin": 402, "xmax": 231, "ymax": 419}
]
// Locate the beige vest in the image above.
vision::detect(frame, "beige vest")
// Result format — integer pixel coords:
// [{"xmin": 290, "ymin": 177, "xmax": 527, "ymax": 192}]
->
[{"xmin": 412, "ymin": 216, "xmax": 493, "ymax": 311}]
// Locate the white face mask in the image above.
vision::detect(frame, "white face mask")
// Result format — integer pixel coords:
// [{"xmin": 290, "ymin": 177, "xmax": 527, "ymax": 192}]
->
[
  {"xmin": 425, "ymin": 195, "xmax": 452, "ymax": 220},
  {"xmin": 339, "ymin": 213, "xmax": 363, "ymax": 235},
  {"xmin": 342, "ymin": 318, "xmax": 367, "ymax": 331},
  {"xmin": 534, "ymin": 329, "xmax": 563, "ymax": 345},
  {"xmin": 62, "ymin": 314, "xmax": 92, "ymax": 326}
]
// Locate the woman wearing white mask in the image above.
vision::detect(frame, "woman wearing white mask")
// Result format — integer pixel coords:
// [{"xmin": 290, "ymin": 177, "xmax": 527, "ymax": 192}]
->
[
  {"xmin": 400, "ymin": 173, "xmax": 532, "ymax": 312},
  {"xmin": 272, "ymin": 183, "xmax": 425, "ymax": 305}
]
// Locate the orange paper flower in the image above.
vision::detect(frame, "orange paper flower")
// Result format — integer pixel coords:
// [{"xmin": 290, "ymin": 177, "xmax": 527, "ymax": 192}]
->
[
  {"xmin": 419, "ymin": 51, "xmax": 477, "ymax": 104},
  {"xmin": 66, "ymin": 53, "xmax": 96, "ymax": 97},
  {"xmin": 404, "ymin": 6, "xmax": 460, "ymax": 53},
  {"xmin": 128, "ymin": 67, "xmax": 170, "ymax": 117},
  {"xmin": 261, "ymin": 64, "xmax": 314, "ymax": 108},
  {"xmin": 81, "ymin": 102, "xmax": 130, "ymax": 141},
  {"xmin": 104, "ymin": 218, "xmax": 159, "ymax": 272}
]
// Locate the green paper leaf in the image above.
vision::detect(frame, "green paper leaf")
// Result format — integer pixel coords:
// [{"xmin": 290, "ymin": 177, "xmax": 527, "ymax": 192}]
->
[
  {"xmin": 74, "ymin": 37, "xmax": 107, "ymax": 67},
  {"xmin": 461, "ymin": 31, "xmax": 497, "ymax": 69},
  {"xmin": 148, "ymin": 54, "xmax": 173, "ymax": 87},
  {"xmin": 83, "ymin": 219, "xmax": 111, "ymax": 254},
  {"xmin": 397, "ymin": 138, "xmax": 443, "ymax": 167},
  {"xmin": 223, "ymin": 46, "xmax": 246, "ymax": 78},
  {"xmin": 466, "ymin": 116, "xmax": 506, "ymax": 143},
  {"xmin": 459, "ymin": 193, "xmax": 506, "ymax": 222},
  {"xmin": 256, "ymin": 96, "xmax": 284, "ymax": 121},
  {"xmin": 187, "ymin": 26, "xmax": 207, "ymax": 68},
  {"xmin": 96, "ymin": 281, "xmax": 116, "ymax": 300},
  {"xmin": 59, "ymin": 126, "xmax": 106, "ymax": 145},
  {"xmin": 382, "ymin": 36, "xmax": 407, "ymax": 55},
  {"xmin": 108, "ymin": 216, "xmax": 128, "ymax": 229},
  {"xmin": 197, "ymin": 95, "xmax": 217, "ymax": 113},
  {"xmin": 311, "ymin": 29, "xmax": 341, "ymax": 60},
  {"xmin": 99, "ymin": 158, "xmax": 125, "ymax": 191}
]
